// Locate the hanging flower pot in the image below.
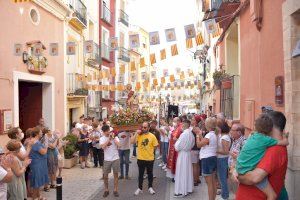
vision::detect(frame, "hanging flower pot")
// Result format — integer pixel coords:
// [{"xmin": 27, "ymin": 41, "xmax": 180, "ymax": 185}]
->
[{"xmin": 222, "ymin": 80, "xmax": 232, "ymax": 89}]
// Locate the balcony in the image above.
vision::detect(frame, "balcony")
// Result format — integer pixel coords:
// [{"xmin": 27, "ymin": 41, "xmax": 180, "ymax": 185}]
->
[
  {"xmin": 118, "ymin": 47, "xmax": 130, "ymax": 62},
  {"xmin": 67, "ymin": 73, "xmax": 88, "ymax": 96},
  {"xmin": 119, "ymin": 9, "xmax": 129, "ymax": 27},
  {"xmin": 85, "ymin": 41, "xmax": 101, "ymax": 67},
  {"xmin": 101, "ymin": 4, "xmax": 113, "ymax": 25},
  {"xmin": 69, "ymin": 0, "xmax": 87, "ymax": 29},
  {"xmin": 101, "ymin": 43, "xmax": 113, "ymax": 62}
]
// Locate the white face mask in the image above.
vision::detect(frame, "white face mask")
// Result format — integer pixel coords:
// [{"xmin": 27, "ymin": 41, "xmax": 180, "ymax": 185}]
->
[{"xmin": 19, "ymin": 132, "xmax": 24, "ymax": 140}]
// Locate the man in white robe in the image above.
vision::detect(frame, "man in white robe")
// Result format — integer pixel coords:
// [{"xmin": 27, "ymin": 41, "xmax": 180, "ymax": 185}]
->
[{"xmin": 174, "ymin": 120, "xmax": 195, "ymax": 197}]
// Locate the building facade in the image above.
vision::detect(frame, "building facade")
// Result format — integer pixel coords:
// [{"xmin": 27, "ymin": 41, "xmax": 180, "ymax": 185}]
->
[{"xmin": 0, "ymin": 0, "xmax": 70, "ymax": 146}]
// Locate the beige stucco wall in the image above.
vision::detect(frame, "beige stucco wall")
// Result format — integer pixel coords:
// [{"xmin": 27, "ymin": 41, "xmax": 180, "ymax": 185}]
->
[{"xmin": 0, "ymin": 1, "xmax": 66, "ymax": 147}]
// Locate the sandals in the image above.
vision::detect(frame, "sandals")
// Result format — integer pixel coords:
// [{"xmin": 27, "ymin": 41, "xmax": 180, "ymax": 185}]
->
[{"xmin": 43, "ymin": 187, "xmax": 50, "ymax": 192}]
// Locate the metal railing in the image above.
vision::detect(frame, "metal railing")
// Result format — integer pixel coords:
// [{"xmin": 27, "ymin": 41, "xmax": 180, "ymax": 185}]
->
[
  {"xmin": 67, "ymin": 73, "xmax": 88, "ymax": 96},
  {"xmin": 118, "ymin": 47, "xmax": 130, "ymax": 62},
  {"xmin": 101, "ymin": 43, "xmax": 111, "ymax": 61},
  {"xmin": 68, "ymin": 0, "xmax": 87, "ymax": 26},
  {"xmin": 86, "ymin": 41, "xmax": 101, "ymax": 66},
  {"xmin": 101, "ymin": 4, "xmax": 112, "ymax": 24},
  {"xmin": 119, "ymin": 9, "xmax": 129, "ymax": 26}
]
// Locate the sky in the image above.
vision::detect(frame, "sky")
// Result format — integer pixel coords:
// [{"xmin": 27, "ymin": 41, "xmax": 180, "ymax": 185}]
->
[{"xmin": 127, "ymin": 0, "xmax": 202, "ymax": 102}]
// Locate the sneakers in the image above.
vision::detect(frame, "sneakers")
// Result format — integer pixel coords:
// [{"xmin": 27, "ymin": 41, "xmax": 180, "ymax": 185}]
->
[
  {"xmin": 148, "ymin": 187, "xmax": 156, "ymax": 195},
  {"xmin": 174, "ymin": 194, "xmax": 184, "ymax": 198},
  {"xmin": 162, "ymin": 164, "xmax": 167, "ymax": 170},
  {"xmin": 134, "ymin": 188, "xmax": 143, "ymax": 196},
  {"xmin": 156, "ymin": 156, "xmax": 162, "ymax": 160},
  {"xmin": 143, "ymin": 174, "xmax": 148, "ymax": 179},
  {"xmin": 158, "ymin": 163, "xmax": 164, "ymax": 167}
]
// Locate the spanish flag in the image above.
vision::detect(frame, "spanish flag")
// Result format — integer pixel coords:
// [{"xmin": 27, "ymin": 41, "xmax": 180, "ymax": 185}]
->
[
  {"xmin": 140, "ymin": 57, "xmax": 146, "ymax": 68},
  {"xmin": 150, "ymin": 53, "xmax": 156, "ymax": 65},
  {"xmin": 160, "ymin": 49, "xmax": 166, "ymax": 60},
  {"xmin": 171, "ymin": 44, "xmax": 178, "ymax": 56},
  {"xmin": 212, "ymin": 23, "xmax": 222, "ymax": 38},
  {"xmin": 130, "ymin": 61, "xmax": 136, "ymax": 71},
  {"xmin": 186, "ymin": 38, "xmax": 193, "ymax": 49},
  {"xmin": 196, "ymin": 33, "xmax": 204, "ymax": 46},
  {"xmin": 119, "ymin": 64, "xmax": 125, "ymax": 74}
]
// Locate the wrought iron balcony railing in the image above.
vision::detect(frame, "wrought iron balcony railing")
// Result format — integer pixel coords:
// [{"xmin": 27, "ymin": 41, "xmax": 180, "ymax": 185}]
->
[
  {"xmin": 119, "ymin": 9, "xmax": 129, "ymax": 26},
  {"xmin": 68, "ymin": 0, "xmax": 87, "ymax": 26},
  {"xmin": 101, "ymin": 43, "xmax": 111, "ymax": 61},
  {"xmin": 101, "ymin": 4, "xmax": 112, "ymax": 25},
  {"xmin": 67, "ymin": 73, "xmax": 88, "ymax": 96},
  {"xmin": 118, "ymin": 47, "xmax": 130, "ymax": 62}
]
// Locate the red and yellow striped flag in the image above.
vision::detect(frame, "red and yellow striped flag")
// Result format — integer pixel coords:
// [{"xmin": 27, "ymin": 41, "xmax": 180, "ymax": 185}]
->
[
  {"xmin": 186, "ymin": 38, "xmax": 193, "ymax": 49},
  {"xmin": 171, "ymin": 44, "xmax": 178, "ymax": 56},
  {"xmin": 130, "ymin": 61, "xmax": 136, "ymax": 71},
  {"xmin": 160, "ymin": 49, "xmax": 166, "ymax": 60},
  {"xmin": 150, "ymin": 53, "xmax": 156, "ymax": 65},
  {"xmin": 140, "ymin": 57, "xmax": 146, "ymax": 68},
  {"xmin": 212, "ymin": 23, "xmax": 222, "ymax": 38},
  {"xmin": 196, "ymin": 33, "xmax": 204, "ymax": 46},
  {"xmin": 110, "ymin": 67, "xmax": 116, "ymax": 77}
]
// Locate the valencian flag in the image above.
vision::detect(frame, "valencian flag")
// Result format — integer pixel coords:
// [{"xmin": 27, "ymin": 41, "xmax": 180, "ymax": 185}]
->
[
  {"xmin": 168, "ymin": 105, "xmax": 179, "ymax": 118},
  {"xmin": 171, "ymin": 44, "xmax": 178, "ymax": 56},
  {"xmin": 196, "ymin": 33, "xmax": 204, "ymax": 46},
  {"xmin": 140, "ymin": 57, "xmax": 146, "ymax": 67},
  {"xmin": 160, "ymin": 49, "xmax": 166, "ymax": 60},
  {"xmin": 149, "ymin": 31, "xmax": 160, "ymax": 45},
  {"xmin": 184, "ymin": 24, "xmax": 196, "ymax": 39},
  {"xmin": 150, "ymin": 53, "xmax": 156, "ymax": 65},
  {"xmin": 130, "ymin": 61, "xmax": 136, "ymax": 71},
  {"xmin": 186, "ymin": 38, "xmax": 193, "ymax": 49}
]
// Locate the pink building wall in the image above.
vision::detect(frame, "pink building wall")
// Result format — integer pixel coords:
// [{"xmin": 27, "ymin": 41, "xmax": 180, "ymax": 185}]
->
[
  {"xmin": 0, "ymin": 2, "xmax": 65, "ymax": 147},
  {"xmin": 239, "ymin": 0, "xmax": 285, "ymax": 129}
]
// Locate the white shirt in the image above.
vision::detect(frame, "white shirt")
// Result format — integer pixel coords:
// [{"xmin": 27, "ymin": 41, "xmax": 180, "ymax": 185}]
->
[
  {"xmin": 75, "ymin": 123, "xmax": 83, "ymax": 129},
  {"xmin": 160, "ymin": 126, "xmax": 170, "ymax": 143},
  {"xmin": 0, "ymin": 166, "xmax": 7, "ymax": 200},
  {"xmin": 199, "ymin": 131, "xmax": 218, "ymax": 159},
  {"xmin": 91, "ymin": 130, "xmax": 101, "ymax": 149},
  {"xmin": 118, "ymin": 132, "xmax": 131, "ymax": 150},
  {"xmin": 217, "ymin": 134, "xmax": 231, "ymax": 158},
  {"xmin": 100, "ymin": 136, "xmax": 120, "ymax": 161}
]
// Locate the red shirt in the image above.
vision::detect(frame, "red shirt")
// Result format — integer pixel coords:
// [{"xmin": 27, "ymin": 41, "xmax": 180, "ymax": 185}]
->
[{"xmin": 236, "ymin": 146, "xmax": 288, "ymax": 200}]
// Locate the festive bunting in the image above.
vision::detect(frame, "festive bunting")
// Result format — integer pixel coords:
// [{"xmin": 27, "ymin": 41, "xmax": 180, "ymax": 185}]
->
[
  {"xmin": 66, "ymin": 42, "xmax": 76, "ymax": 55},
  {"xmin": 109, "ymin": 37, "xmax": 118, "ymax": 50},
  {"xmin": 131, "ymin": 73, "xmax": 136, "ymax": 82},
  {"xmin": 119, "ymin": 65, "xmax": 125, "ymax": 74},
  {"xmin": 171, "ymin": 44, "xmax": 178, "ymax": 56},
  {"xmin": 130, "ymin": 61, "xmax": 136, "ymax": 71},
  {"xmin": 184, "ymin": 24, "xmax": 196, "ymax": 39},
  {"xmin": 153, "ymin": 79, "xmax": 158, "ymax": 86},
  {"xmin": 136, "ymin": 82, "xmax": 141, "ymax": 90},
  {"xmin": 180, "ymin": 72, "xmax": 185, "ymax": 80},
  {"xmin": 186, "ymin": 38, "xmax": 193, "ymax": 49},
  {"xmin": 140, "ymin": 57, "xmax": 146, "ymax": 68},
  {"xmin": 196, "ymin": 33, "xmax": 204, "ymax": 46},
  {"xmin": 129, "ymin": 34, "xmax": 140, "ymax": 48},
  {"xmin": 149, "ymin": 31, "xmax": 160, "ymax": 45},
  {"xmin": 150, "ymin": 53, "xmax": 156, "ymax": 65},
  {"xmin": 205, "ymin": 19, "xmax": 217, "ymax": 34},
  {"xmin": 49, "ymin": 43, "xmax": 58, "ymax": 56},
  {"xmin": 110, "ymin": 68, "xmax": 116, "ymax": 77},
  {"xmin": 165, "ymin": 28, "xmax": 176, "ymax": 42},
  {"xmin": 151, "ymin": 71, "xmax": 156, "ymax": 78},
  {"xmin": 160, "ymin": 49, "xmax": 166, "ymax": 60},
  {"xmin": 170, "ymin": 75, "xmax": 175, "ymax": 82},
  {"xmin": 212, "ymin": 23, "xmax": 222, "ymax": 38},
  {"xmin": 141, "ymin": 72, "xmax": 147, "ymax": 80},
  {"xmin": 14, "ymin": 44, "xmax": 22, "ymax": 56},
  {"xmin": 161, "ymin": 77, "xmax": 166, "ymax": 84},
  {"xmin": 163, "ymin": 69, "xmax": 169, "ymax": 77}
]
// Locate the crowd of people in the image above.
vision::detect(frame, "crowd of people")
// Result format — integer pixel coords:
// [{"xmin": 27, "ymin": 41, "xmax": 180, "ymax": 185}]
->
[{"xmin": 0, "ymin": 107, "xmax": 290, "ymax": 200}]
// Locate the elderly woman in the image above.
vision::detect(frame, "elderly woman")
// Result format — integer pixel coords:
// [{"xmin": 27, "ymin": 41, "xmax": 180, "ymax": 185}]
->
[{"xmin": 195, "ymin": 117, "xmax": 218, "ymax": 200}]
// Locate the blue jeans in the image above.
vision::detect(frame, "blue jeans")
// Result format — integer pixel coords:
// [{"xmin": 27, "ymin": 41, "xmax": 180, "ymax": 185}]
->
[
  {"xmin": 217, "ymin": 157, "xmax": 229, "ymax": 199},
  {"xmin": 119, "ymin": 149, "xmax": 130, "ymax": 177},
  {"xmin": 161, "ymin": 142, "xmax": 169, "ymax": 164}
]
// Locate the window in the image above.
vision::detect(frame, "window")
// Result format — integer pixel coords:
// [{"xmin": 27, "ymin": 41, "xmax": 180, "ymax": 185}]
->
[{"xmin": 29, "ymin": 7, "xmax": 40, "ymax": 26}]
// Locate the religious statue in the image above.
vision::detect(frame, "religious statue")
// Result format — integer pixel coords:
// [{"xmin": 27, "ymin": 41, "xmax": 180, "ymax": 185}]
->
[{"xmin": 125, "ymin": 84, "xmax": 139, "ymax": 109}]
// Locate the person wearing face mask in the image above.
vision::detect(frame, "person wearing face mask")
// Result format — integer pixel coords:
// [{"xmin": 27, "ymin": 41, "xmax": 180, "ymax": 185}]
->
[
  {"xmin": 29, "ymin": 127, "xmax": 49, "ymax": 200},
  {"xmin": 166, "ymin": 117, "xmax": 183, "ymax": 180},
  {"xmin": 174, "ymin": 120, "xmax": 195, "ymax": 197},
  {"xmin": 131, "ymin": 122, "xmax": 159, "ymax": 196}
]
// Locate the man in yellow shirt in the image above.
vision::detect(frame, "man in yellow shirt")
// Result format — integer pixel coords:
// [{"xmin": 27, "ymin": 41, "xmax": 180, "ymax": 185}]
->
[{"xmin": 131, "ymin": 122, "xmax": 158, "ymax": 196}]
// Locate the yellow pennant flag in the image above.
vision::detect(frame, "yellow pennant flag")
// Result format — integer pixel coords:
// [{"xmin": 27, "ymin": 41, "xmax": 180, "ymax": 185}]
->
[
  {"xmin": 110, "ymin": 68, "xmax": 116, "ymax": 77},
  {"xmin": 160, "ymin": 49, "xmax": 166, "ymax": 60},
  {"xmin": 180, "ymin": 72, "xmax": 185, "ymax": 80},
  {"xmin": 150, "ymin": 53, "xmax": 156, "ymax": 65},
  {"xmin": 153, "ymin": 79, "xmax": 158, "ymax": 86},
  {"xmin": 143, "ymin": 80, "xmax": 149, "ymax": 87},
  {"xmin": 140, "ymin": 57, "xmax": 146, "ymax": 68},
  {"xmin": 169, "ymin": 75, "xmax": 175, "ymax": 82},
  {"xmin": 116, "ymin": 84, "xmax": 123, "ymax": 91},
  {"xmin": 186, "ymin": 38, "xmax": 193, "ymax": 49},
  {"xmin": 92, "ymin": 85, "xmax": 97, "ymax": 91},
  {"xmin": 119, "ymin": 65, "xmax": 125, "ymax": 74},
  {"xmin": 212, "ymin": 23, "xmax": 222, "ymax": 38},
  {"xmin": 161, "ymin": 77, "xmax": 166, "ymax": 84},
  {"xmin": 196, "ymin": 33, "xmax": 204, "ymax": 46},
  {"xmin": 171, "ymin": 44, "xmax": 178, "ymax": 56},
  {"xmin": 136, "ymin": 82, "xmax": 141, "ymax": 90},
  {"xmin": 130, "ymin": 61, "xmax": 136, "ymax": 71},
  {"xmin": 109, "ymin": 85, "xmax": 116, "ymax": 91}
]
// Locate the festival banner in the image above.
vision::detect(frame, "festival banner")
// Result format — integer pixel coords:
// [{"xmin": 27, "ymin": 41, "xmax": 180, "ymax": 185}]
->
[
  {"xmin": 165, "ymin": 28, "xmax": 176, "ymax": 42},
  {"xmin": 109, "ymin": 37, "xmax": 118, "ymax": 50},
  {"xmin": 171, "ymin": 44, "xmax": 178, "ymax": 56},
  {"xmin": 84, "ymin": 40, "xmax": 93, "ymax": 54},
  {"xmin": 160, "ymin": 49, "xmax": 166, "ymax": 60},
  {"xmin": 180, "ymin": 71, "xmax": 185, "ymax": 80},
  {"xmin": 136, "ymin": 82, "xmax": 141, "ymax": 90},
  {"xmin": 49, "ymin": 43, "xmax": 58, "ymax": 56},
  {"xmin": 150, "ymin": 53, "xmax": 156, "ymax": 65},
  {"xmin": 140, "ymin": 57, "xmax": 146, "ymax": 68},
  {"xmin": 151, "ymin": 71, "xmax": 156, "ymax": 79},
  {"xmin": 186, "ymin": 38, "xmax": 193, "ymax": 49},
  {"xmin": 130, "ymin": 61, "xmax": 136, "ymax": 71},
  {"xmin": 33, "ymin": 43, "xmax": 43, "ymax": 56},
  {"xmin": 14, "ymin": 43, "xmax": 22, "ymax": 56},
  {"xmin": 212, "ymin": 23, "xmax": 222, "ymax": 38},
  {"xmin": 118, "ymin": 74, "xmax": 124, "ymax": 82},
  {"xmin": 131, "ymin": 73, "xmax": 136, "ymax": 82},
  {"xmin": 184, "ymin": 24, "xmax": 196, "ymax": 39},
  {"xmin": 119, "ymin": 64, "xmax": 125, "ymax": 74},
  {"xmin": 141, "ymin": 72, "xmax": 147, "ymax": 80},
  {"xmin": 196, "ymin": 33, "xmax": 204, "ymax": 46},
  {"xmin": 149, "ymin": 31, "xmax": 160, "ymax": 45},
  {"xmin": 163, "ymin": 69, "xmax": 169, "ymax": 77},
  {"xmin": 153, "ymin": 78, "xmax": 158, "ymax": 86},
  {"xmin": 66, "ymin": 42, "xmax": 76, "ymax": 55},
  {"xmin": 129, "ymin": 34, "xmax": 140, "ymax": 48},
  {"xmin": 205, "ymin": 19, "xmax": 217, "ymax": 34}
]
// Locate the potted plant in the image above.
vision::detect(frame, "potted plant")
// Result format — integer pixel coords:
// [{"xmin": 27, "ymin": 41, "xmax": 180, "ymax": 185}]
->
[
  {"xmin": 63, "ymin": 134, "xmax": 79, "ymax": 169},
  {"xmin": 213, "ymin": 70, "xmax": 230, "ymax": 89},
  {"xmin": 222, "ymin": 79, "xmax": 232, "ymax": 89}
]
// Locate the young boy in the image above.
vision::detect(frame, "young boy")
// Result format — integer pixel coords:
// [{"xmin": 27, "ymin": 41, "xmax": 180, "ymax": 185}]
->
[
  {"xmin": 100, "ymin": 125, "xmax": 121, "ymax": 198},
  {"xmin": 236, "ymin": 114, "xmax": 289, "ymax": 200}
]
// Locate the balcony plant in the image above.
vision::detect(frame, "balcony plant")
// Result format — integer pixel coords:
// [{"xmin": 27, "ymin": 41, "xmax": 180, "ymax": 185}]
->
[
  {"xmin": 213, "ymin": 70, "xmax": 230, "ymax": 89},
  {"xmin": 63, "ymin": 134, "xmax": 79, "ymax": 168},
  {"xmin": 74, "ymin": 88, "xmax": 88, "ymax": 96}
]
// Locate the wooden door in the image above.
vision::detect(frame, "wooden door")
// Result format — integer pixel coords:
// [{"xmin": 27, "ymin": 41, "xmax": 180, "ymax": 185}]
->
[{"xmin": 19, "ymin": 81, "xmax": 42, "ymax": 132}]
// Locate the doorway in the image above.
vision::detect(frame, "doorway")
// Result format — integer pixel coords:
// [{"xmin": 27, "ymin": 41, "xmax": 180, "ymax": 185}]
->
[{"xmin": 19, "ymin": 81, "xmax": 42, "ymax": 132}]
